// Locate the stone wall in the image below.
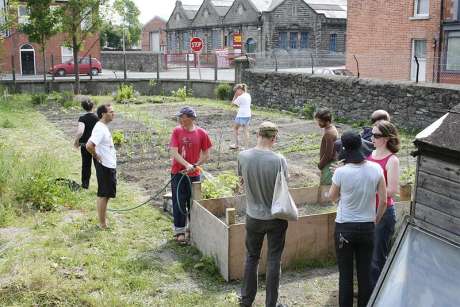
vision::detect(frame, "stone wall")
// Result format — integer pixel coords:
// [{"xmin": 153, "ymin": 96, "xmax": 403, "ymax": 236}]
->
[
  {"xmin": 101, "ymin": 51, "xmax": 165, "ymax": 72},
  {"xmin": 0, "ymin": 79, "xmax": 231, "ymax": 99},
  {"xmin": 242, "ymin": 69, "xmax": 460, "ymax": 130}
]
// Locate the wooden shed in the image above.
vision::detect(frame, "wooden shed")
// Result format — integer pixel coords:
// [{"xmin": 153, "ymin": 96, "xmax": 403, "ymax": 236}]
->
[{"xmin": 369, "ymin": 104, "xmax": 460, "ymax": 306}]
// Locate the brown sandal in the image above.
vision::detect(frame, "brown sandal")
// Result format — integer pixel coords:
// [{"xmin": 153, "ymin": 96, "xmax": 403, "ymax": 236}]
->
[{"xmin": 174, "ymin": 233, "xmax": 187, "ymax": 245}]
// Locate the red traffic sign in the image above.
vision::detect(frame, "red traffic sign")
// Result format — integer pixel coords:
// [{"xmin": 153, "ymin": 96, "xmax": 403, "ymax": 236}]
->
[{"xmin": 190, "ymin": 37, "xmax": 203, "ymax": 52}]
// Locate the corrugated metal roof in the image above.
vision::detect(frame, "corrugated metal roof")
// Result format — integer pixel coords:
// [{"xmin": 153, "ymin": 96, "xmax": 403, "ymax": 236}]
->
[{"xmin": 249, "ymin": 0, "xmax": 272, "ymax": 12}]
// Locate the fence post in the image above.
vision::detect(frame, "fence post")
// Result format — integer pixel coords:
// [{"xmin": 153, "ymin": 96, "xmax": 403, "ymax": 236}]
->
[
  {"xmin": 89, "ymin": 55, "xmax": 93, "ymax": 81},
  {"xmin": 353, "ymin": 55, "xmax": 360, "ymax": 78},
  {"xmin": 11, "ymin": 55, "xmax": 16, "ymax": 92},
  {"xmin": 156, "ymin": 53, "xmax": 160, "ymax": 81},
  {"xmin": 274, "ymin": 54, "xmax": 278, "ymax": 72},
  {"xmin": 123, "ymin": 51, "xmax": 127, "ymax": 81},
  {"xmin": 414, "ymin": 56, "xmax": 419, "ymax": 83},
  {"xmin": 310, "ymin": 54, "xmax": 314, "ymax": 74},
  {"xmin": 186, "ymin": 53, "xmax": 190, "ymax": 81},
  {"xmin": 214, "ymin": 53, "xmax": 218, "ymax": 81}
]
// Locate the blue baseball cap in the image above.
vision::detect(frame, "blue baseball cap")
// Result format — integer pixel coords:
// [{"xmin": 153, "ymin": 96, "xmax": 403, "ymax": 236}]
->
[{"xmin": 176, "ymin": 106, "xmax": 196, "ymax": 118}]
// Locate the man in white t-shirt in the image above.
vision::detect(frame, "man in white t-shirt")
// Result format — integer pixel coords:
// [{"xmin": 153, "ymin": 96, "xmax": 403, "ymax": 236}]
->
[
  {"xmin": 86, "ymin": 104, "xmax": 117, "ymax": 229},
  {"xmin": 230, "ymin": 83, "xmax": 252, "ymax": 150}
]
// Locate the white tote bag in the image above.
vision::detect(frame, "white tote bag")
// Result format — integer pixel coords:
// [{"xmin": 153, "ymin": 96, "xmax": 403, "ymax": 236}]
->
[{"xmin": 271, "ymin": 159, "xmax": 299, "ymax": 221}]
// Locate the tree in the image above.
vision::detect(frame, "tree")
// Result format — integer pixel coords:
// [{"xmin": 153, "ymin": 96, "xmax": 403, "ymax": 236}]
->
[
  {"xmin": 59, "ymin": 0, "xmax": 106, "ymax": 94},
  {"xmin": 114, "ymin": 0, "xmax": 141, "ymax": 49},
  {"xmin": 21, "ymin": 0, "xmax": 59, "ymax": 85},
  {"xmin": 100, "ymin": 21, "xmax": 123, "ymax": 49}
]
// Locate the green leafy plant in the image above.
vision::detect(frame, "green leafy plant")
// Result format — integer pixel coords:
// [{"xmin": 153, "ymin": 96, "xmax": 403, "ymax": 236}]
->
[
  {"xmin": 201, "ymin": 171, "xmax": 239, "ymax": 199},
  {"xmin": 115, "ymin": 84, "xmax": 135, "ymax": 103},
  {"xmin": 171, "ymin": 86, "xmax": 189, "ymax": 101},
  {"xmin": 301, "ymin": 102, "xmax": 315, "ymax": 119},
  {"xmin": 400, "ymin": 166, "xmax": 415, "ymax": 185},
  {"xmin": 112, "ymin": 130, "xmax": 125, "ymax": 145},
  {"xmin": 214, "ymin": 83, "xmax": 232, "ymax": 100},
  {"xmin": 1, "ymin": 119, "xmax": 15, "ymax": 128},
  {"xmin": 31, "ymin": 93, "xmax": 47, "ymax": 105}
]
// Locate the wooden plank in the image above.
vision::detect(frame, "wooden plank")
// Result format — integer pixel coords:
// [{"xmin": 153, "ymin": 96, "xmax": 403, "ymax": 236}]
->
[
  {"xmin": 419, "ymin": 155, "xmax": 460, "ymax": 184},
  {"xmin": 290, "ymin": 186, "xmax": 319, "ymax": 204},
  {"xmin": 415, "ymin": 187, "xmax": 460, "ymax": 218},
  {"xmin": 190, "ymin": 200, "xmax": 230, "ymax": 280},
  {"xmin": 417, "ymin": 171, "xmax": 460, "ymax": 202},
  {"xmin": 414, "ymin": 202, "xmax": 460, "ymax": 236}
]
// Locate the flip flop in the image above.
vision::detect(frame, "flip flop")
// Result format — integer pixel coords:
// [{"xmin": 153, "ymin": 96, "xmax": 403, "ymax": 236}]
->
[{"xmin": 174, "ymin": 233, "xmax": 188, "ymax": 245}]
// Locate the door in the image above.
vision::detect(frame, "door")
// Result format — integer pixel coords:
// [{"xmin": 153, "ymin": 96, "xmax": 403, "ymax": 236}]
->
[
  {"xmin": 20, "ymin": 44, "xmax": 35, "ymax": 75},
  {"xmin": 411, "ymin": 40, "xmax": 426, "ymax": 81},
  {"xmin": 79, "ymin": 57, "xmax": 90, "ymax": 74},
  {"xmin": 150, "ymin": 32, "xmax": 160, "ymax": 52}
]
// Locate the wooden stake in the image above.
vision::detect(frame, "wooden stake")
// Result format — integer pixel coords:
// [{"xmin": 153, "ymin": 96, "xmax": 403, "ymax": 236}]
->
[{"xmin": 226, "ymin": 208, "xmax": 236, "ymax": 225}]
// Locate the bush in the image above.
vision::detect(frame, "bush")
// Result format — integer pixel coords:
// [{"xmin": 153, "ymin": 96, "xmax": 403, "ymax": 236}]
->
[
  {"xmin": 112, "ymin": 130, "xmax": 125, "ymax": 146},
  {"xmin": 214, "ymin": 83, "xmax": 232, "ymax": 100},
  {"xmin": 31, "ymin": 93, "xmax": 47, "ymax": 105},
  {"xmin": 115, "ymin": 84, "xmax": 135, "ymax": 103}
]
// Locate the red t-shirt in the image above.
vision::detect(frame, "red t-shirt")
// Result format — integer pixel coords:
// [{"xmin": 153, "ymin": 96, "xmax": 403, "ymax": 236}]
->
[
  {"xmin": 367, "ymin": 153, "xmax": 395, "ymax": 208},
  {"xmin": 169, "ymin": 126, "xmax": 212, "ymax": 177}
]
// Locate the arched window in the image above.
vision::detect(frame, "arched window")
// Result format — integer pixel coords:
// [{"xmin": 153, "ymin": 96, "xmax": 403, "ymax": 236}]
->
[{"xmin": 245, "ymin": 38, "xmax": 256, "ymax": 53}]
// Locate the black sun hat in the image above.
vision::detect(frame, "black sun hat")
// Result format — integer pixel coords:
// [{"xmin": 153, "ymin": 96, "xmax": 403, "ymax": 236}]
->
[{"xmin": 339, "ymin": 130, "xmax": 368, "ymax": 163}]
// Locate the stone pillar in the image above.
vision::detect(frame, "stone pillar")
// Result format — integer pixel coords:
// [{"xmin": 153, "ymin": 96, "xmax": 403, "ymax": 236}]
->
[{"xmin": 234, "ymin": 56, "xmax": 255, "ymax": 84}]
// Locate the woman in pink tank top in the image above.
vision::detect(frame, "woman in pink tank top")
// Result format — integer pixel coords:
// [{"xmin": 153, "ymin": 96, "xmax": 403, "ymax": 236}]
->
[{"xmin": 367, "ymin": 120, "xmax": 400, "ymax": 289}]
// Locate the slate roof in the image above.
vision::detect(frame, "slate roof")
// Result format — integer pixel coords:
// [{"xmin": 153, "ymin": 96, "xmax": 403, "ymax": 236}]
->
[
  {"xmin": 249, "ymin": 0, "xmax": 272, "ymax": 12},
  {"xmin": 183, "ymin": 5, "xmax": 200, "ymax": 19},
  {"xmin": 267, "ymin": 0, "xmax": 347, "ymax": 18},
  {"xmin": 211, "ymin": 0, "xmax": 234, "ymax": 16},
  {"xmin": 415, "ymin": 103, "xmax": 460, "ymax": 157}
]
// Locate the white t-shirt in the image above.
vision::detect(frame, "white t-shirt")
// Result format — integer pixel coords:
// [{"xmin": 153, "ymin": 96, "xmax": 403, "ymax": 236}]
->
[
  {"xmin": 88, "ymin": 122, "xmax": 117, "ymax": 169},
  {"xmin": 332, "ymin": 161, "xmax": 383, "ymax": 223},
  {"xmin": 234, "ymin": 92, "xmax": 251, "ymax": 118}
]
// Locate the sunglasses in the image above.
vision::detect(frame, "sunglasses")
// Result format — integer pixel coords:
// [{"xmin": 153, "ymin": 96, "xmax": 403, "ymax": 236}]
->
[{"xmin": 372, "ymin": 133, "xmax": 384, "ymax": 139}]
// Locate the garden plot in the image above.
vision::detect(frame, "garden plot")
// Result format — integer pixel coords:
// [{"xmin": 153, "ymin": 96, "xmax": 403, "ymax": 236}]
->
[{"xmin": 190, "ymin": 185, "xmax": 336, "ymax": 281}]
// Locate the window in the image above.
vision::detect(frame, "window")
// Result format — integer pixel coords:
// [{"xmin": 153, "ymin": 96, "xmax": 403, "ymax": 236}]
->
[
  {"xmin": 300, "ymin": 32, "xmax": 309, "ymax": 48},
  {"xmin": 203, "ymin": 9, "xmax": 209, "ymax": 18},
  {"xmin": 183, "ymin": 32, "xmax": 189, "ymax": 51},
  {"xmin": 414, "ymin": 0, "xmax": 429, "ymax": 16},
  {"xmin": 176, "ymin": 13, "xmax": 180, "ymax": 21},
  {"xmin": 18, "ymin": 5, "xmax": 29, "ymax": 24},
  {"xmin": 61, "ymin": 46, "xmax": 73, "ymax": 63},
  {"xmin": 289, "ymin": 32, "xmax": 298, "ymax": 49},
  {"xmin": 446, "ymin": 31, "xmax": 460, "ymax": 70},
  {"xmin": 278, "ymin": 32, "xmax": 287, "ymax": 49},
  {"xmin": 212, "ymin": 30, "xmax": 220, "ymax": 49},
  {"xmin": 329, "ymin": 33, "xmax": 337, "ymax": 52}
]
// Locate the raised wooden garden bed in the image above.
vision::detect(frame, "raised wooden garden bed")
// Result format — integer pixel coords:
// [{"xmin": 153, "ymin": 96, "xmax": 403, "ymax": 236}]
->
[{"xmin": 190, "ymin": 185, "xmax": 336, "ymax": 281}]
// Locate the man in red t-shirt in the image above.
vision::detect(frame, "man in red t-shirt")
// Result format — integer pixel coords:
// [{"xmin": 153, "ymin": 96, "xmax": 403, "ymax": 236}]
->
[{"xmin": 169, "ymin": 106, "xmax": 212, "ymax": 243}]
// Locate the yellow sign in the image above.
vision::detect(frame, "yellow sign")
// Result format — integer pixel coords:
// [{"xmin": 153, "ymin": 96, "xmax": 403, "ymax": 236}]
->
[{"xmin": 233, "ymin": 34, "xmax": 242, "ymax": 43}]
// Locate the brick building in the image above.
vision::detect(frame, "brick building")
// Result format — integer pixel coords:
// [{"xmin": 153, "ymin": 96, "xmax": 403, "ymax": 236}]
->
[
  {"xmin": 346, "ymin": 0, "xmax": 460, "ymax": 84},
  {"xmin": 166, "ymin": 0, "xmax": 347, "ymax": 55},
  {"xmin": 141, "ymin": 16, "xmax": 167, "ymax": 53},
  {"xmin": 0, "ymin": 0, "xmax": 100, "ymax": 75}
]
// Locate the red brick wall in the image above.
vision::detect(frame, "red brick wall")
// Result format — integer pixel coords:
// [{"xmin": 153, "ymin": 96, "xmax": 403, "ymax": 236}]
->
[
  {"xmin": 1, "ymin": 32, "xmax": 100, "ymax": 74},
  {"xmin": 141, "ymin": 16, "xmax": 167, "ymax": 52},
  {"xmin": 346, "ymin": 0, "xmax": 442, "ymax": 82}
]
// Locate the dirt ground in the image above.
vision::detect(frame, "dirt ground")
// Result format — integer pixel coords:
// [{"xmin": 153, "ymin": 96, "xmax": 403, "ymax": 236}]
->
[{"xmin": 40, "ymin": 99, "xmax": 415, "ymax": 306}]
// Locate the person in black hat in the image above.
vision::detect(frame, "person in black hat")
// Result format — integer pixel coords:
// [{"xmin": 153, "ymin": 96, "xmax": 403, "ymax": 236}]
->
[
  {"xmin": 169, "ymin": 106, "xmax": 212, "ymax": 244},
  {"xmin": 327, "ymin": 130, "xmax": 387, "ymax": 307}
]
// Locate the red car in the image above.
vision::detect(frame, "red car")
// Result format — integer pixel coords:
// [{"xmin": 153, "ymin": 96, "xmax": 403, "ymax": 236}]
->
[{"xmin": 49, "ymin": 57, "xmax": 102, "ymax": 77}]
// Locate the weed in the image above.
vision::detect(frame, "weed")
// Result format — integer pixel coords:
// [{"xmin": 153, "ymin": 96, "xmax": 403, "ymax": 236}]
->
[
  {"xmin": 291, "ymin": 256, "xmax": 336, "ymax": 271},
  {"xmin": 114, "ymin": 84, "xmax": 135, "ymax": 103},
  {"xmin": 30, "ymin": 93, "xmax": 47, "ymax": 105},
  {"xmin": 112, "ymin": 130, "xmax": 125, "ymax": 146},
  {"xmin": 301, "ymin": 102, "xmax": 315, "ymax": 119},
  {"xmin": 171, "ymin": 86, "xmax": 189, "ymax": 101},
  {"xmin": 214, "ymin": 83, "xmax": 232, "ymax": 100},
  {"xmin": 1, "ymin": 118, "xmax": 15, "ymax": 128},
  {"xmin": 201, "ymin": 171, "xmax": 239, "ymax": 199},
  {"xmin": 400, "ymin": 165, "xmax": 415, "ymax": 185}
]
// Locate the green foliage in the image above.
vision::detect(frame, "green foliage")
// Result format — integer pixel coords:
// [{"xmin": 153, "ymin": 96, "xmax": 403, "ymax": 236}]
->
[
  {"xmin": 112, "ymin": 130, "xmax": 125, "ymax": 145},
  {"xmin": 1, "ymin": 118, "xmax": 15, "ymax": 128},
  {"xmin": 115, "ymin": 84, "xmax": 135, "ymax": 103},
  {"xmin": 171, "ymin": 86, "xmax": 192, "ymax": 101},
  {"xmin": 14, "ymin": 154, "xmax": 78, "ymax": 211},
  {"xmin": 193, "ymin": 256, "xmax": 220, "ymax": 277},
  {"xmin": 214, "ymin": 83, "xmax": 232, "ymax": 100},
  {"xmin": 400, "ymin": 166, "xmax": 415, "ymax": 185},
  {"xmin": 31, "ymin": 93, "xmax": 47, "ymax": 105},
  {"xmin": 301, "ymin": 102, "xmax": 315, "ymax": 119},
  {"xmin": 113, "ymin": 0, "xmax": 142, "ymax": 49},
  {"xmin": 148, "ymin": 79, "xmax": 157, "ymax": 88},
  {"xmin": 201, "ymin": 171, "xmax": 239, "ymax": 199}
]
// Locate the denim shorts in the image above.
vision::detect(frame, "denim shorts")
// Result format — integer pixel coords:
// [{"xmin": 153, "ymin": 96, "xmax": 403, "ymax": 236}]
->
[{"xmin": 235, "ymin": 117, "xmax": 251, "ymax": 126}]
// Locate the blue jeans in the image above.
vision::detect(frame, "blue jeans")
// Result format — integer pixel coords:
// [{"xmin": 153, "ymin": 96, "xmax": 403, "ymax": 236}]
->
[
  {"xmin": 171, "ymin": 173, "xmax": 200, "ymax": 235},
  {"xmin": 371, "ymin": 205, "xmax": 396, "ymax": 287}
]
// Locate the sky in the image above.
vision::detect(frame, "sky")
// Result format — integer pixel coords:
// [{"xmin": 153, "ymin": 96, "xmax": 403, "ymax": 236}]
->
[{"xmin": 133, "ymin": 0, "xmax": 204, "ymax": 25}]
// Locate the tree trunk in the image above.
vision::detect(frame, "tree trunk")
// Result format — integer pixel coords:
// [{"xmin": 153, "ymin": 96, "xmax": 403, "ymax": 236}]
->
[{"xmin": 73, "ymin": 33, "xmax": 80, "ymax": 94}]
